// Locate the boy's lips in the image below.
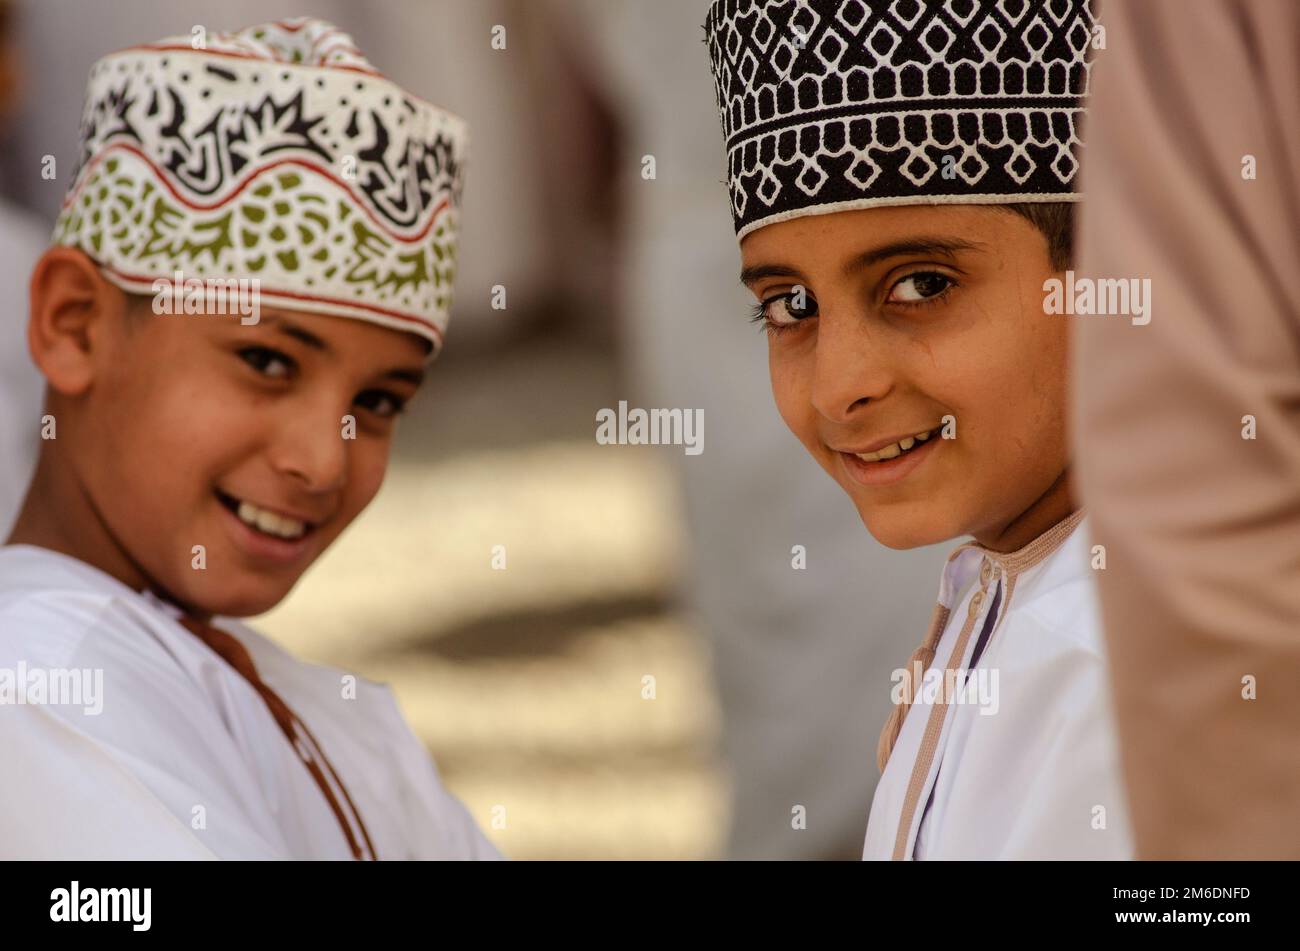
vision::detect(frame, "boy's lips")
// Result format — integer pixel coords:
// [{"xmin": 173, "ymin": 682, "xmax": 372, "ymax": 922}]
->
[
  {"xmin": 835, "ymin": 425, "xmax": 941, "ymax": 457},
  {"xmin": 835, "ymin": 427, "xmax": 942, "ymax": 488},
  {"xmin": 214, "ymin": 489, "xmax": 324, "ymax": 563}
]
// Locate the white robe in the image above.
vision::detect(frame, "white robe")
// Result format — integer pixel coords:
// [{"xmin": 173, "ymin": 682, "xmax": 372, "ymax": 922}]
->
[
  {"xmin": 0, "ymin": 544, "xmax": 500, "ymax": 860},
  {"xmin": 863, "ymin": 514, "xmax": 1133, "ymax": 859}
]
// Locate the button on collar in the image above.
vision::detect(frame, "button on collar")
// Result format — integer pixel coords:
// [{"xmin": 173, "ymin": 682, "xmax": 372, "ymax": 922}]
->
[{"xmin": 979, "ymin": 556, "xmax": 1002, "ymax": 587}]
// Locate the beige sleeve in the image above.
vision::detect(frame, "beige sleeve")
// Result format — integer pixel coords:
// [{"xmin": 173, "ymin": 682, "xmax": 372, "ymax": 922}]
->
[{"xmin": 1073, "ymin": 0, "xmax": 1300, "ymax": 857}]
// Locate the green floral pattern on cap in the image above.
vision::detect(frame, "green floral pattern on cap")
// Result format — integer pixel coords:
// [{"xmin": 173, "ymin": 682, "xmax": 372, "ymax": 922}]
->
[{"xmin": 54, "ymin": 18, "xmax": 468, "ymax": 351}]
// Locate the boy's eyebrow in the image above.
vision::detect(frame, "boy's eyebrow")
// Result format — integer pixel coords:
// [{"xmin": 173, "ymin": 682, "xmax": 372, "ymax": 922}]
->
[
  {"xmin": 739, "ymin": 263, "xmax": 806, "ymax": 288},
  {"xmin": 841, "ymin": 237, "xmax": 986, "ymax": 276},
  {"xmin": 384, "ymin": 366, "xmax": 426, "ymax": 386},
  {"xmin": 260, "ymin": 313, "xmax": 425, "ymax": 386},
  {"xmin": 740, "ymin": 236, "xmax": 985, "ymax": 287},
  {"xmin": 260, "ymin": 313, "xmax": 332, "ymax": 353}
]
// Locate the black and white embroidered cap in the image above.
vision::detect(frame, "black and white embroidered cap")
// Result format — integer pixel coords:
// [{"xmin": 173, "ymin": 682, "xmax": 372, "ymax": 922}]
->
[{"xmin": 705, "ymin": 0, "xmax": 1096, "ymax": 239}]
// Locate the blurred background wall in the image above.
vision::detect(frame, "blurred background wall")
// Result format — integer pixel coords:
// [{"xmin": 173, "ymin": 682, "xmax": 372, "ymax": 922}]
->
[{"xmin": 0, "ymin": 0, "xmax": 947, "ymax": 858}]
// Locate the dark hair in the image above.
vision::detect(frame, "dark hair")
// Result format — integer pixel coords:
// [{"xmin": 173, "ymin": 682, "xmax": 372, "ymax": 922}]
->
[{"xmin": 1001, "ymin": 202, "xmax": 1074, "ymax": 271}]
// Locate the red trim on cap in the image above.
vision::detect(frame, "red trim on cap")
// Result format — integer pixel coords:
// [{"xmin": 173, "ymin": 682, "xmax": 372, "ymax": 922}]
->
[
  {"xmin": 121, "ymin": 43, "xmax": 382, "ymax": 77},
  {"xmin": 62, "ymin": 142, "xmax": 451, "ymax": 245},
  {"xmin": 98, "ymin": 263, "xmax": 445, "ymax": 344}
]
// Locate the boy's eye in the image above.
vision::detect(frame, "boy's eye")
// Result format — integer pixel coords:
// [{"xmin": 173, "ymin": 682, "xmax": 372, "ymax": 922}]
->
[
  {"xmin": 756, "ymin": 289, "xmax": 819, "ymax": 327},
  {"xmin": 354, "ymin": 389, "xmax": 406, "ymax": 419},
  {"xmin": 239, "ymin": 346, "xmax": 296, "ymax": 379},
  {"xmin": 888, "ymin": 272, "xmax": 954, "ymax": 304}
]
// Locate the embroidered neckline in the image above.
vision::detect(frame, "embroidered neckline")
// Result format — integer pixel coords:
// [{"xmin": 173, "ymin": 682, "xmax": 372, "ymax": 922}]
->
[
  {"xmin": 970, "ymin": 508, "xmax": 1086, "ymax": 576},
  {"xmin": 880, "ymin": 507, "xmax": 1087, "ymax": 856}
]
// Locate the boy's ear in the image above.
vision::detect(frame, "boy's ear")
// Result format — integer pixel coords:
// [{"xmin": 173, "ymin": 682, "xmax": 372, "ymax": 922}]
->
[{"xmin": 27, "ymin": 247, "xmax": 125, "ymax": 396}]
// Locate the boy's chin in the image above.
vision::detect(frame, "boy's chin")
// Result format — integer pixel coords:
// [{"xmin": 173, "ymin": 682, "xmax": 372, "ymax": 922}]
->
[
  {"xmin": 855, "ymin": 504, "xmax": 958, "ymax": 551},
  {"xmin": 164, "ymin": 571, "xmax": 298, "ymax": 620}
]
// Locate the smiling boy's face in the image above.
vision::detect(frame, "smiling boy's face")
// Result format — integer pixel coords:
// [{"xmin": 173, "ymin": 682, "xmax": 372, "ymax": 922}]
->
[
  {"xmin": 23, "ymin": 251, "xmax": 430, "ymax": 617},
  {"xmin": 740, "ymin": 204, "xmax": 1072, "ymax": 552}
]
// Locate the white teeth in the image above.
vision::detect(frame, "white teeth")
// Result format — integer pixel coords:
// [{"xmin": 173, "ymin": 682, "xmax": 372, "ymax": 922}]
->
[
  {"xmin": 854, "ymin": 428, "xmax": 937, "ymax": 463},
  {"xmin": 234, "ymin": 498, "xmax": 306, "ymax": 540}
]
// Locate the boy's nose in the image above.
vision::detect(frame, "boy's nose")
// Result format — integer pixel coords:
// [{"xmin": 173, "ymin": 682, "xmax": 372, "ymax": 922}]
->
[
  {"xmin": 809, "ymin": 313, "xmax": 893, "ymax": 423},
  {"xmin": 268, "ymin": 408, "xmax": 348, "ymax": 494}
]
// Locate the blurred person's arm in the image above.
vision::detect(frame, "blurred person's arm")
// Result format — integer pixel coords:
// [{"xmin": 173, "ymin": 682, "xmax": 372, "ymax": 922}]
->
[{"xmin": 1074, "ymin": 0, "xmax": 1300, "ymax": 858}]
